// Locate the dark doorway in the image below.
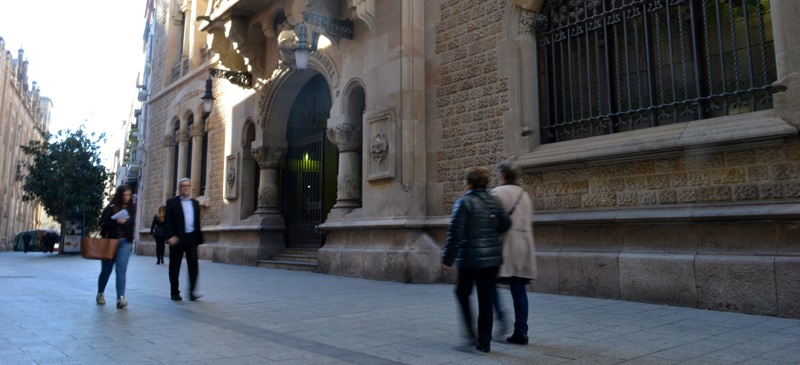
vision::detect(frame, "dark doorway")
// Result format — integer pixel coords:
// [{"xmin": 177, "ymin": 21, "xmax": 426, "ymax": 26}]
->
[{"xmin": 281, "ymin": 74, "xmax": 337, "ymax": 248}]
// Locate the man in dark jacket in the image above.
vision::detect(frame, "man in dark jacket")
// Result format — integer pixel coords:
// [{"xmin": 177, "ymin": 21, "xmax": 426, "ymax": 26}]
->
[
  {"xmin": 164, "ymin": 178, "xmax": 204, "ymax": 301},
  {"xmin": 442, "ymin": 166, "xmax": 511, "ymax": 353}
]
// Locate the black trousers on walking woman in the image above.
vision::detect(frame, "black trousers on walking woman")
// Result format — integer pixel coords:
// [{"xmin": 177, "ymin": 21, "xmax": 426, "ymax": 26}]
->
[
  {"xmin": 154, "ymin": 235, "xmax": 166, "ymax": 263},
  {"xmin": 455, "ymin": 266, "xmax": 499, "ymax": 347}
]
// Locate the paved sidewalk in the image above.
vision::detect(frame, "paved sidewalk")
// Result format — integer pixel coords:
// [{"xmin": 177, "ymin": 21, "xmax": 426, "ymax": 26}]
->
[{"xmin": 1, "ymin": 251, "xmax": 800, "ymax": 365}]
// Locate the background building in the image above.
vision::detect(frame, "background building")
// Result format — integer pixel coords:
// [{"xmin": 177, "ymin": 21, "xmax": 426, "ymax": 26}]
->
[
  {"xmin": 0, "ymin": 37, "xmax": 51, "ymax": 251},
  {"xmin": 135, "ymin": 0, "xmax": 800, "ymax": 318}
]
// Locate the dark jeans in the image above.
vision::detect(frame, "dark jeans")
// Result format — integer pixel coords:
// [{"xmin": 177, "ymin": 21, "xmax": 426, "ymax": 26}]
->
[
  {"xmin": 154, "ymin": 235, "xmax": 166, "ymax": 261},
  {"xmin": 168, "ymin": 236, "xmax": 198, "ymax": 295},
  {"xmin": 455, "ymin": 266, "xmax": 499, "ymax": 346},
  {"xmin": 492, "ymin": 276, "xmax": 530, "ymax": 336}
]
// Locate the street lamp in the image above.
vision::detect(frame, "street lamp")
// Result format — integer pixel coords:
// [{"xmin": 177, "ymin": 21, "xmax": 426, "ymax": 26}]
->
[
  {"xmin": 294, "ymin": 22, "xmax": 311, "ymax": 71},
  {"xmin": 201, "ymin": 76, "xmax": 214, "ymax": 119},
  {"xmin": 293, "ymin": 12, "xmax": 352, "ymax": 71}
]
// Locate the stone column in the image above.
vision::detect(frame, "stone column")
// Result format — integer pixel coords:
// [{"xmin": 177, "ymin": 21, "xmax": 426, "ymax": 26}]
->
[
  {"xmin": 250, "ymin": 145, "xmax": 285, "ymax": 216},
  {"xmin": 189, "ymin": 122, "xmax": 204, "ymax": 197},
  {"xmin": 771, "ymin": 0, "xmax": 800, "ymax": 126},
  {"xmin": 326, "ymin": 122, "xmax": 362, "ymax": 209},
  {"xmin": 163, "ymin": 132, "xmax": 176, "ymax": 199},
  {"xmin": 176, "ymin": 127, "xmax": 190, "ymax": 182}
]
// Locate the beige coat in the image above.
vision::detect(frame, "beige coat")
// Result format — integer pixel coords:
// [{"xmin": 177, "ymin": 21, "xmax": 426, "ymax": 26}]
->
[{"xmin": 491, "ymin": 184, "xmax": 537, "ymax": 279}]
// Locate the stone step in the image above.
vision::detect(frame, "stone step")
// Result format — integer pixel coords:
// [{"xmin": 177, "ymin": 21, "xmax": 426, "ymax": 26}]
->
[
  {"xmin": 281, "ymin": 248, "xmax": 320, "ymax": 256},
  {"xmin": 269, "ymin": 253, "xmax": 318, "ymax": 263},
  {"xmin": 257, "ymin": 260, "xmax": 317, "ymax": 272}
]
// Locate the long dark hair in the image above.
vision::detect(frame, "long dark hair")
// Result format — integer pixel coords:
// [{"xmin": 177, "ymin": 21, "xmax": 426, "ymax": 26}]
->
[{"xmin": 110, "ymin": 185, "xmax": 134, "ymax": 213}]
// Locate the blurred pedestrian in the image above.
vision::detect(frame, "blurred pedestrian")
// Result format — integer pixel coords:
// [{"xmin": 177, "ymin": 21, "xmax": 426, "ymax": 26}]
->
[
  {"xmin": 150, "ymin": 205, "xmax": 167, "ymax": 265},
  {"xmin": 96, "ymin": 185, "xmax": 136, "ymax": 309},
  {"xmin": 491, "ymin": 160, "xmax": 537, "ymax": 345},
  {"xmin": 441, "ymin": 166, "xmax": 511, "ymax": 353},
  {"xmin": 164, "ymin": 178, "xmax": 204, "ymax": 301},
  {"xmin": 22, "ymin": 232, "xmax": 31, "ymax": 253},
  {"xmin": 42, "ymin": 232, "xmax": 57, "ymax": 254}
]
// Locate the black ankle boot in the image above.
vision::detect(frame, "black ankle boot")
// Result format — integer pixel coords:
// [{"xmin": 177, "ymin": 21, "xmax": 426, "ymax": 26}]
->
[{"xmin": 506, "ymin": 332, "xmax": 528, "ymax": 345}]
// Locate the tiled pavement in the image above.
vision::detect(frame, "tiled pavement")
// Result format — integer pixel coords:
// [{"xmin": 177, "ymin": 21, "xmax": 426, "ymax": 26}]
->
[{"xmin": 1, "ymin": 251, "xmax": 800, "ymax": 364}]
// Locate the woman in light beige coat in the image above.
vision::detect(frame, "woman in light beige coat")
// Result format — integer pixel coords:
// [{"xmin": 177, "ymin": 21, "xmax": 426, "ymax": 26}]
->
[{"xmin": 490, "ymin": 160, "xmax": 536, "ymax": 345}]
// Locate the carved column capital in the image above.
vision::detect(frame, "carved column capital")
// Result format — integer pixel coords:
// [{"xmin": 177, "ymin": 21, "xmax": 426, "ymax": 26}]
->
[
  {"xmin": 251, "ymin": 146, "xmax": 285, "ymax": 169},
  {"xmin": 176, "ymin": 127, "xmax": 191, "ymax": 143},
  {"xmin": 190, "ymin": 122, "xmax": 205, "ymax": 138},
  {"xmin": 326, "ymin": 123, "xmax": 362, "ymax": 152},
  {"xmin": 164, "ymin": 132, "xmax": 176, "ymax": 148}
]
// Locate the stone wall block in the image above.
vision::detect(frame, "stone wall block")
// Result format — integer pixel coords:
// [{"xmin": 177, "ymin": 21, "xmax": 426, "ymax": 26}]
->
[
  {"xmin": 530, "ymin": 250, "xmax": 558, "ymax": 293},
  {"xmin": 697, "ymin": 222, "xmax": 778, "ymax": 255},
  {"xmin": 619, "ymin": 253, "xmax": 697, "ymax": 307},
  {"xmin": 776, "ymin": 256, "xmax": 800, "ymax": 319},
  {"xmin": 557, "ymin": 251, "xmax": 620, "ymax": 299},
  {"xmin": 695, "ymin": 255, "xmax": 776, "ymax": 316}
]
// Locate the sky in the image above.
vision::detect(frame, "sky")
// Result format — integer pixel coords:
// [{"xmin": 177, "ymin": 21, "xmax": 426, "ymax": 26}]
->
[{"xmin": 0, "ymin": 0, "xmax": 146, "ymax": 165}]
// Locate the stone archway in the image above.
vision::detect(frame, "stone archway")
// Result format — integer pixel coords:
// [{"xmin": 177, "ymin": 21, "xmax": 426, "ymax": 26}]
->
[{"xmin": 281, "ymin": 74, "xmax": 336, "ymax": 248}]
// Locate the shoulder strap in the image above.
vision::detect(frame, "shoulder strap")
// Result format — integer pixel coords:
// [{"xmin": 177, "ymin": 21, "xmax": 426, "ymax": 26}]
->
[
  {"xmin": 507, "ymin": 189, "xmax": 525, "ymax": 216},
  {"xmin": 472, "ymin": 193, "xmax": 498, "ymax": 224}
]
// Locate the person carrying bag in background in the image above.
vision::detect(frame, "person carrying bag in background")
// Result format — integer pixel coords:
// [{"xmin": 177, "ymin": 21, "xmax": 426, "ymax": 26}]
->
[
  {"xmin": 491, "ymin": 160, "xmax": 537, "ymax": 345},
  {"xmin": 95, "ymin": 185, "xmax": 136, "ymax": 309}
]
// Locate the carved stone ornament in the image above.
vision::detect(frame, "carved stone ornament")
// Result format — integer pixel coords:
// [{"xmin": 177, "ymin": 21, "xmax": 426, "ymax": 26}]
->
[
  {"xmin": 370, "ymin": 130, "xmax": 389, "ymax": 164},
  {"xmin": 225, "ymin": 154, "xmax": 238, "ymax": 200},
  {"xmin": 190, "ymin": 122, "xmax": 205, "ymax": 137},
  {"xmin": 177, "ymin": 127, "xmax": 191, "ymax": 143},
  {"xmin": 519, "ymin": 10, "xmax": 536, "ymax": 36},
  {"xmin": 326, "ymin": 123, "xmax": 362, "ymax": 152},
  {"xmin": 337, "ymin": 174, "xmax": 362, "ymax": 198},
  {"xmin": 251, "ymin": 146, "xmax": 285, "ymax": 169},
  {"xmin": 163, "ymin": 132, "xmax": 176, "ymax": 147}
]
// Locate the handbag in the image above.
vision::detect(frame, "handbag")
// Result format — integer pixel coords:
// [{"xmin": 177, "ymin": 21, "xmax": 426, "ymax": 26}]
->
[{"xmin": 81, "ymin": 236, "xmax": 119, "ymax": 260}]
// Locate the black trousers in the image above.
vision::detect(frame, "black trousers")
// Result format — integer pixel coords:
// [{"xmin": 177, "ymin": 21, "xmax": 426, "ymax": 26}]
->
[
  {"xmin": 168, "ymin": 236, "xmax": 198, "ymax": 295},
  {"xmin": 455, "ymin": 266, "xmax": 499, "ymax": 346},
  {"xmin": 154, "ymin": 235, "xmax": 166, "ymax": 261}
]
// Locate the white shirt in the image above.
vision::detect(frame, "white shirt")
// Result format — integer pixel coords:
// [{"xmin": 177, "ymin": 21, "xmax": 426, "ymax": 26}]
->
[{"xmin": 180, "ymin": 196, "xmax": 195, "ymax": 233}]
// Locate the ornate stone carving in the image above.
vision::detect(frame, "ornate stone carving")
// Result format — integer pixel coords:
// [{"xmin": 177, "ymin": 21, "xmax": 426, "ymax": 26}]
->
[
  {"xmin": 326, "ymin": 123, "xmax": 362, "ymax": 152},
  {"xmin": 519, "ymin": 10, "xmax": 536, "ymax": 36},
  {"xmin": 190, "ymin": 122, "xmax": 205, "ymax": 137},
  {"xmin": 250, "ymin": 145, "xmax": 285, "ymax": 169},
  {"xmin": 277, "ymin": 30, "xmax": 297, "ymax": 68},
  {"xmin": 348, "ymin": 0, "xmax": 375, "ymax": 31},
  {"xmin": 259, "ymin": 184, "xmax": 279, "ymax": 207},
  {"xmin": 337, "ymin": 174, "xmax": 362, "ymax": 197},
  {"xmin": 176, "ymin": 128, "xmax": 191, "ymax": 143},
  {"xmin": 163, "ymin": 132, "xmax": 176, "ymax": 147},
  {"xmin": 370, "ymin": 130, "xmax": 389, "ymax": 163},
  {"xmin": 225, "ymin": 154, "xmax": 237, "ymax": 200},
  {"xmin": 258, "ymin": 68, "xmax": 291, "ymax": 128}
]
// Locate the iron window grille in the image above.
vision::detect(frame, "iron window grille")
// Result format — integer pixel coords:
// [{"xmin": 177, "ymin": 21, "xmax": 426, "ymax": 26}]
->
[{"xmin": 535, "ymin": 0, "xmax": 775, "ymax": 144}]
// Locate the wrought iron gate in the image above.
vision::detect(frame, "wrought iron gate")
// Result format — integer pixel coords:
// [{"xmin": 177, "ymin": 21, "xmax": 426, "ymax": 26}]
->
[
  {"xmin": 281, "ymin": 74, "xmax": 335, "ymax": 248},
  {"xmin": 283, "ymin": 131, "xmax": 327, "ymax": 248}
]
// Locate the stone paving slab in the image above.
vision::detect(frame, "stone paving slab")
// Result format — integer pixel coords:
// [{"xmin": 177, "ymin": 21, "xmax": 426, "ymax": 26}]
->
[{"xmin": 1, "ymin": 251, "xmax": 799, "ymax": 364}]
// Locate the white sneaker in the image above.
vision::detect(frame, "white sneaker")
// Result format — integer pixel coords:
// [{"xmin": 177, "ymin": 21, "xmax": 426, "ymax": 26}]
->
[
  {"xmin": 96, "ymin": 293, "xmax": 106, "ymax": 305},
  {"xmin": 116, "ymin": 296, "xmax": 128, "ymax": 308}
]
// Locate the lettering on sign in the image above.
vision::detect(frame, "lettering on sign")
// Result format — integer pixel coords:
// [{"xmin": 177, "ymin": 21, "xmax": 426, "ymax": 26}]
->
[{"xmin": 310, "ymin": 51, "xmax": 339, "ymax": 88}]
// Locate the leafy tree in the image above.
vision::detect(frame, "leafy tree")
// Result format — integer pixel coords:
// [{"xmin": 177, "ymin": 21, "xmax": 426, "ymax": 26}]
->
[{"xmin": 20, "ymin": 128, "xmax": 111, "ymax": 234}]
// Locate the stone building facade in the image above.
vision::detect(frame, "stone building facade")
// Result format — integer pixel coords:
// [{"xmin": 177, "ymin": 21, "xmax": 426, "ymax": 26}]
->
[
  {"xmin": 0, "ymin": 38, "xmax": 52, "ymax": 251},
  {"xmin": 136, "ymin": 0, "xmax": 800, "ymax": 318}
]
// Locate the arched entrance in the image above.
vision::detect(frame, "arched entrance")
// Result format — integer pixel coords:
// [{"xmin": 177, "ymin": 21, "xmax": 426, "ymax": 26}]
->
[{"xmin": 281, "ymin": 74, "xmax": 337, "ymax": 248}]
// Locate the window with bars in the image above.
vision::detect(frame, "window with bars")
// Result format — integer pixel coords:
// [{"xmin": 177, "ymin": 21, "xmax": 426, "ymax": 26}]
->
[{"xmin": 535, "ymin": 0, "xmax": 775, "ymax": 144}]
